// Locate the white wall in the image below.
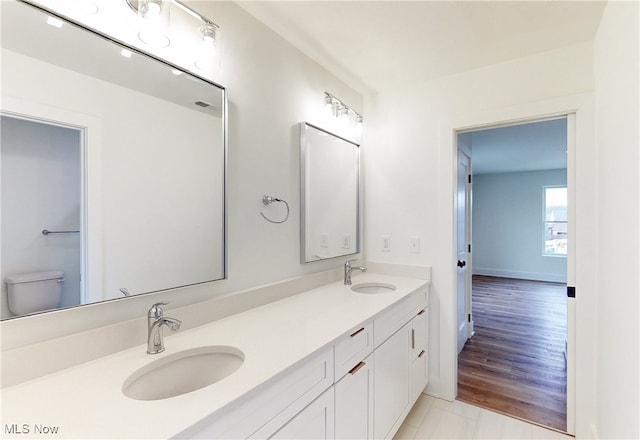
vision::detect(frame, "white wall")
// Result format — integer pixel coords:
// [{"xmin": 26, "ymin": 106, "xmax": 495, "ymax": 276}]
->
[
  {"xmin": 1, "ymin": 116, "xmax": 81, "ymax": 317},
  {"xmin": 472, "ymin": 169, "xmax": 567, "ymax": 283},
  {"xmin": 593, "ymin": 2, "xmax": 640, "ymax": 439},
  {"xmin": 364, "ymin": 41, "xmax": 599, "ymax": 436}
]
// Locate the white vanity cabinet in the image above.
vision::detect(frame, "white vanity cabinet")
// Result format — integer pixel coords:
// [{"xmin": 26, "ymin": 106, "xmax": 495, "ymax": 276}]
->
[
  {"xmin": 175, "ymin": 285, "xmax": 429, "ymax": 440},
  {"xmin": 373, "ymin": 287, "xmax": 429, "ymax": 439}
]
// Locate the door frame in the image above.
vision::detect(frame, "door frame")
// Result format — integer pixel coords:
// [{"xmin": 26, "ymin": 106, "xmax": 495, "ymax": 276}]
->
[
  {"xmin": 1, "ymin": 96, "xmax": 103, "ymax": 304},
  {"xmin": 452, "ymin": 112, "xmax": 577, "ymax": 435}
]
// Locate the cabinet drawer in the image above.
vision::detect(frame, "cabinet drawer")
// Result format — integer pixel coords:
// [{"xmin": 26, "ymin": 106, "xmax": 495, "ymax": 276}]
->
[
  {"xmin": 410, "ymin": 348, "xmax": 428, "ymax": 403},
  {"xmin": 334, "ymin": 321, "xmax": 373, "ymax": 379},
  {"xmin": 374, "ymin": 287, "xmax": 427, "ymax": 347}
]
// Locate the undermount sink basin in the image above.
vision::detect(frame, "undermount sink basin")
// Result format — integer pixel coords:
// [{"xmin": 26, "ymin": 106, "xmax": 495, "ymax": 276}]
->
[
  {"xmin": 123, "ymin": 346, "xmax": 244, "ymax": 401},
  {"xmin": 351, "ymin": 282, "xmax": 397, "ymax": 294}
]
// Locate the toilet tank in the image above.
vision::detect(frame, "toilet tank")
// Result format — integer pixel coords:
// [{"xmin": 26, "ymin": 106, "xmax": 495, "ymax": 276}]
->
[{"xmin": 6, "ymin": 271, "xmax": 64, "ymax": 316}]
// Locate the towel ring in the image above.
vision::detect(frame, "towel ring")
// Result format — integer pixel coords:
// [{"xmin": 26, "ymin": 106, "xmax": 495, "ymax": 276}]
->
[{"xmin": 260, "ymin": 195, "xmax": 290, "ymax": 224}]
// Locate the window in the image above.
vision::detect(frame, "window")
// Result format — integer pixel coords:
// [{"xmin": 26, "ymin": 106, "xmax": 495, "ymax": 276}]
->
[{"xmin": 544, "ymin": 186, "xmax": 567, "ymax": 256}]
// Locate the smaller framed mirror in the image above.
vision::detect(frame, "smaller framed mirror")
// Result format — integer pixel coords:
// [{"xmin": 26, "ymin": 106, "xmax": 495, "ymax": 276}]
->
[{"xmin": 300, "ymin": 122, "xmax": 360, "ymax": 263}]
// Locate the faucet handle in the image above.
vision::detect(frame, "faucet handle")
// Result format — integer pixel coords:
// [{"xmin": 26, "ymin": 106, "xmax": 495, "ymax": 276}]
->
[{"xmin": 148, "ymin": 302, "xmax": 169, "ymax": 319}]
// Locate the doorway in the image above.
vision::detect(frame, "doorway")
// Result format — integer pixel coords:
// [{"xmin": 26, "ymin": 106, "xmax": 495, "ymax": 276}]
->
[
  {"xmin": 1, "ymin": 114, "xmax": 84, "ymax": 318},
  {"xmin": 455, "ymin": 117, "xmax": 573, "ymax": 432}
]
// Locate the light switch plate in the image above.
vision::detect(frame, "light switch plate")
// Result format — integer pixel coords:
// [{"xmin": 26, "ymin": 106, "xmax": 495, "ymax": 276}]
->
[
  {"xmin": 409, "ymin": 236, "xmax": 420, "ymax": 253},
  {"xmin": 382, "ymin": 235, "xmax": 391, "ymax": 252}
]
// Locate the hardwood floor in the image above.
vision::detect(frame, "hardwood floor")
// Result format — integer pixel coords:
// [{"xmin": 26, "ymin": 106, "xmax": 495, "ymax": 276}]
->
[{"xmin": 457, "ymin": 275, "xmax": 567, "ymax": 432}]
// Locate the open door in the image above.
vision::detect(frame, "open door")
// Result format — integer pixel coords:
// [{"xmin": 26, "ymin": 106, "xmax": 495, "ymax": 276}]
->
[{"xmin": 456, "ymin": 139, "xmax": 472, "ymax": 353}]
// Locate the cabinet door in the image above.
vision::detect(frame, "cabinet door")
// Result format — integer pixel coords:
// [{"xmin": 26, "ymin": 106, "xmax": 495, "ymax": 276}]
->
[
  {"xmin": 270, "ymin": 388, "xmax": 335, "ymax": 440},
  {"xmin": 335, "ymin": 354, "xmax": 373, "ymax": 440},
  {"xmin": 374, "ymin": 322, "xmax": 410, "ymax": 440}
]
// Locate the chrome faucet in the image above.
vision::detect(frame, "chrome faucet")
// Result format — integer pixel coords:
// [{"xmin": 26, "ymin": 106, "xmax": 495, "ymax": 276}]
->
[
  {"xmin": 147, "ymin": 302, "xmax": 181, "ymax": 354},
  {"xmin": 344, "ymin": 259, "xmax": 367, "ymax": 285}
]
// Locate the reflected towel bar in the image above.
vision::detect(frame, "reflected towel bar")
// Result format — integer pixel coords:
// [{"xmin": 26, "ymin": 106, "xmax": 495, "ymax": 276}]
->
[{"xmin": 42, "ymin": 229, "xmax": 80, "ymax": 235}]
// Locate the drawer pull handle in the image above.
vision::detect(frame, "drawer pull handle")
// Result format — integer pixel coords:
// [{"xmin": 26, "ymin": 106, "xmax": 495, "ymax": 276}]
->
[
  {"xmin": 349, "ymin": 361, "xmax": 366, "ymax": 375},
  {"xmin": 417, "ymin": 309, "xmax": 426, "ymax": 316},
  {"xmin": 411, "ymin": 329, "xmax": 415, "ymax": 349},
  {"xmin": 418, "ymin": 350, "xmax": 426, "ymax": 358},
  {"xmin": 350, "ymin": 327, "xmax": 365, "ymax": 338}
]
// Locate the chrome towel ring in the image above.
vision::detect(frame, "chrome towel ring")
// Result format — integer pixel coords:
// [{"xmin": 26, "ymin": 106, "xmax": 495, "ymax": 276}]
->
[{"xmin": 260, "ymin": 195, "xmax": 290, "ymax": 224}]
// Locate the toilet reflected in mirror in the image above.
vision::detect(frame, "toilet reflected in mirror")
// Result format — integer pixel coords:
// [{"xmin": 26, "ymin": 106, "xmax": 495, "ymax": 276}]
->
[{"xmin": 6, "ymin": 271, "xmax": 64, "ymax": 316}]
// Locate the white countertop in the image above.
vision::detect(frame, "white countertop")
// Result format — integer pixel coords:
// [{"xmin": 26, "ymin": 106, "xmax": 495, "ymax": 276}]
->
[{"xmin": 1, "ymin": 273, "xmax": 429, "ymax": 439}]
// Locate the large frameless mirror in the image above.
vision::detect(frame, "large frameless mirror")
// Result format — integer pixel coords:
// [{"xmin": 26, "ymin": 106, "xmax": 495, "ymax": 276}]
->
[
  {"xmin": 300, "ymin": 122, "xmax": 360, "ymax": 263},
  {"xmin": 0, "ymin": 0, "xmax": 226, "ymax": 319}
]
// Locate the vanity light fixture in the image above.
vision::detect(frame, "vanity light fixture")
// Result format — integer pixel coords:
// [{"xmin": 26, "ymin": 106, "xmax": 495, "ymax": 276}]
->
[
  {"xmin": 323, "ymin": 92, "xmax": 364, "ymax": 139},
  {"xmin": 125, "ymin": 0, "xmax": 221, "ymax": 66}
]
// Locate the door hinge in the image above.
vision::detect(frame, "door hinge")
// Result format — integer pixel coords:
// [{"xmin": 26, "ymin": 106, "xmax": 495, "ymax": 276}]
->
[{"xmin": 567, "ymin": 286, "xmax": 576, "ymax": 298}]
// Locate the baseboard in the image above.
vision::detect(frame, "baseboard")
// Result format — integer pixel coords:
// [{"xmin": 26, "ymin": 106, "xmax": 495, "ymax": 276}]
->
[{"xmin": 472, "ymin": 268, "xmax": 567, "ymax": 283}]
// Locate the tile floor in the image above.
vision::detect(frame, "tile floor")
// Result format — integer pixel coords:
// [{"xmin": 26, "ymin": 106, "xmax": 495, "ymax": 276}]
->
[{"xmin": 393, "ymin": 394, "xmax": 573, "ymax": 440}]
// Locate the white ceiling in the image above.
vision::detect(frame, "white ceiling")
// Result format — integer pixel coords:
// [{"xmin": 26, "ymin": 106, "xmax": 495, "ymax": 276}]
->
[
  {"xmin": 236, "ymin": 0, "xmax": 607, "ymax": 94},
  {"xmin": 469, "ymin": 118, "xmax": 567, "ymax": 175}
]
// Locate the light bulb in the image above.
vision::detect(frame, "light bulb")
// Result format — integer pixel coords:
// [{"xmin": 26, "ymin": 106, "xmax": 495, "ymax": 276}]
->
[
  {"xmin": 138, "ymin": 0, "xmax": 170, "ymax": 48},
  {"xmin": 324, "ymin": 94, "xmax": 335, "ymax": 117},
  {"xmin": 60, "ymin": 0, "xmax": 98, "ymax": 16},
  {"xmin": 146, "ymin": 2, "xmax": 161, "ymax": 18},
  {"xmin": 355, "ymin": 115, "xmax": 363, "ymax": 139},
  {"xmin": 195, "ymin": 23, "xmax": 218, "ymax": 71},
  {"xmin": 46, "ymin": 16, "xmax": 64, "ymax": 28}
]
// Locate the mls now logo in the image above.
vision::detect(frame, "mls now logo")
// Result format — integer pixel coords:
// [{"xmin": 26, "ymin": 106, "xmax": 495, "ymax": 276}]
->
[{"xmin": 5, "ymin": 423, "xmax": 60, "ymax": 435}]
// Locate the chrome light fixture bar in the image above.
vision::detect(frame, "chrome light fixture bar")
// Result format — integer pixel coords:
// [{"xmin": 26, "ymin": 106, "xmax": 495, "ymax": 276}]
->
[
  {"xmin": 324, "ymin": 92, "xmax": 363, "ymax": 122},
  {"xmin": 125, "ymin": 0, "xmax": 220, "ymax": 48},
  {"xmin": 125, "ymin": 0, "xmax": 219, "ymax": 29},
  {"xmin": 324, "ymin": 92, "xmax": 364, "ymax": 139}
]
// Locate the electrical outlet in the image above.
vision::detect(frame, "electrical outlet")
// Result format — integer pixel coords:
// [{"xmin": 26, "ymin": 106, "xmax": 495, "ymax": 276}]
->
[
  {"xmin": 409, "ymin": 236, "xmax": 420, "ymax": 253},
  {"xmin": 320, "ymin": 233, "xmax": 329, "ymax": 248},
  {"xmin": 382, "ymin": 235, "xmax": 391, "ymax": 252},
  {"xmin": 342, "ymin": 234, "xmax": 351, "ymax": 249}
]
